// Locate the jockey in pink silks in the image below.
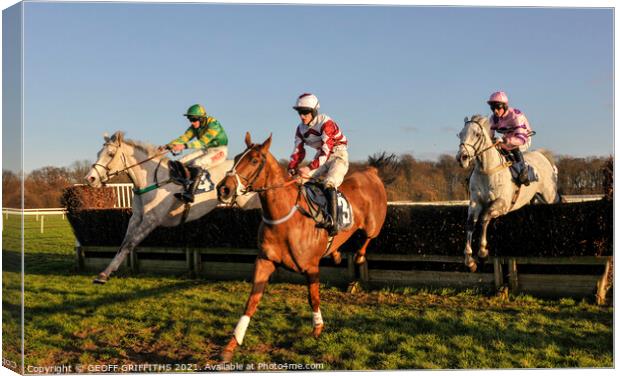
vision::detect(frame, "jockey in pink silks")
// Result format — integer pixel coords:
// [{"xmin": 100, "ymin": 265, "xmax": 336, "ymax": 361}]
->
[
  {"xmin": 487, "ymin": 91, "xmax": 534, "ymax": 186},
  {"xmin": 288, "ymin": 93, "xmax": 349, "ymax": 236}
]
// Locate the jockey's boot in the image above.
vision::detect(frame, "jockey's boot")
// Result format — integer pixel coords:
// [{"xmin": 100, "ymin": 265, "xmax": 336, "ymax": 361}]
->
[
  {"xmin": 326, "ymin": 186, "xmax": 339, "ymax": 236},
  {"xmin": 175, "ymin": 167, "xmax": 203, "ymax": 203},
  {"xmin": 511, "ymin": 149, "xmax": 530, "ymax": 186},
  {"xmin": 518, "ymin": 166, "xmax": 530, "ymax": 186}
]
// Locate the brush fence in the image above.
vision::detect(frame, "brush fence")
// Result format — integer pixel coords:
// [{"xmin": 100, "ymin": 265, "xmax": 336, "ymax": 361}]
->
[{"xmin": 72, "ymin": 199, "xmax": 612, "ymax": 301}]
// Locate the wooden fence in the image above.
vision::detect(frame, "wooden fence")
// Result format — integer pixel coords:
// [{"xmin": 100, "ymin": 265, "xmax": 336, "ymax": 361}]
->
[{"xmin": 76, "ymin": 244, "xmax": 612, "ymax": 302}]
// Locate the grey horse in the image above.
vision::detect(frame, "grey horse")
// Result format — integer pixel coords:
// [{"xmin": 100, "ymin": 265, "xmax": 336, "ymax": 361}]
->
[
  {"xmin": 85, "ymin": 131, "xmax": 259, "ymax": 283},
  {"xmin": 456, "ymin": 115, "xmax": 560, "ymax": 272}
]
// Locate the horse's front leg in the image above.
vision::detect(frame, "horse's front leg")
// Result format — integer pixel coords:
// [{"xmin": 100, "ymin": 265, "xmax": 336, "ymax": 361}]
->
[
  {"xmin": 306, "ymin": 268, "xmax": 323, "ymax": 338},
  {"xmin": 221, "ymin": 257, "xmax": 276, "ymax": 363},
  {"xmin": 93, "ymin": 212, "xmax": 160, "ymax": 284},
  {"xmin": 478, "ymin": 199, "xmax": 507, "ymax": 262},
  {"xmin": 464, "ymin": 202, "xmax": 481, "ymax": 272}
]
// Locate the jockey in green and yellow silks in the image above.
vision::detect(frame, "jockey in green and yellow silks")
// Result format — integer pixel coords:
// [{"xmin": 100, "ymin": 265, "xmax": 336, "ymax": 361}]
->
[{"xmin": 161, "ymin": 104, "xmax": 228, "ymax": 203}]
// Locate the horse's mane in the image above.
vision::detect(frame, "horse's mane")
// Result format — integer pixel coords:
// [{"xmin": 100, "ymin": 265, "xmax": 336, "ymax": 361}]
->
[
  {"xmin": 469, "ymin": 114, "xmax": 492, "ymax": 138},
  {"xmin": 112, "ymin": 131, "xmax": 169, "ymax": 161}
]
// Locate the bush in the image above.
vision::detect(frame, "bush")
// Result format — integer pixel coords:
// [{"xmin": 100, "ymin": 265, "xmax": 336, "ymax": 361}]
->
[{"xmin": 67, "ymin": 200, "xmax": 612, "ymax": 258}]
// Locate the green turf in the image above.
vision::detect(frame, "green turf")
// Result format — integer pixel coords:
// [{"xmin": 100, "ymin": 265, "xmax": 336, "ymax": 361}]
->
[{"xmin": 1, "ymin": 214, "xmax": 614, "ymax": 371}]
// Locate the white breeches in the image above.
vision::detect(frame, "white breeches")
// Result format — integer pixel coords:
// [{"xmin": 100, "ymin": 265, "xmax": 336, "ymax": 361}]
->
[
  {"xmin": 307, "ymin": 146, "xmax": 349, "ymax": 188},
  {"xmin": 180, "ymin": 146, "xmax": 228, "ymax": 169}
]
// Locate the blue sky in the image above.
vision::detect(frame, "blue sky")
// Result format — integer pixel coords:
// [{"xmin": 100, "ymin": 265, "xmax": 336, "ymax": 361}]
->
[{"xmin": 2, "ymin": 1, "xmax": 615, "ymax": 172}]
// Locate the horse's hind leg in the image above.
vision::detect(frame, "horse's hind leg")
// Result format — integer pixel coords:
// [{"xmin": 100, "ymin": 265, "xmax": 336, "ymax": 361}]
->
[
  {"xmin": 221, "ymin": 257, "xmax": 276, "ymax": 363},
  {"xmin": 306, "ymin": 268, "xmax": 324, "ymax": 338},
  {"xmin": 354, "ymin": 237, "xmax": 373, "ymax": 265},
  {"xmin": 93, "ymin": 214, "xmax": 160, "ymax": 284}
]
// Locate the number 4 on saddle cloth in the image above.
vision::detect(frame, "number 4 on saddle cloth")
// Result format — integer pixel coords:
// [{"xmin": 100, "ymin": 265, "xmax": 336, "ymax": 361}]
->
[
  {"xmin": 168, "ymin": 160, "xmax": 215, "ymax": 193},
  {"xmin": 498, "ymin": 149, "xmax": 539, "ymax": 186},
  {"xmin": 299, "ymin": 182, "xmax": 354, "ymax": 232}
]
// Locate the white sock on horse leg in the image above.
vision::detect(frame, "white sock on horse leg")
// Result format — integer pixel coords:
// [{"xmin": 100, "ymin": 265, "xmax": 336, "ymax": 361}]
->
[
  {"xmin": 312, "ymin": 309, "xmax": 323, "ymax": 327},
  {"xmin": 233, "ymin": 315, "xmax": 251, "ymax": 345}
]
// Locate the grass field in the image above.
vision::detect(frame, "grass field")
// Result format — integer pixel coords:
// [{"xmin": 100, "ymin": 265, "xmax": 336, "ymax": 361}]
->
[{"xmin": 1, "ymin": 215, "xmax": 614, "ymax": 371}]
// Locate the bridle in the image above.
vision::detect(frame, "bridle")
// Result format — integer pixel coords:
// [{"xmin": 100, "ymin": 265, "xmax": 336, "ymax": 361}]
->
[
  {"xmin": 91, "ymin": 141, "xmax": 167, "ymax": 185},
  {"xmin": 459, "ymin": 119, "xmax": 499, "ymax": 161},
  {"xmin": 90, "ymin": 142, "xmax": 130, "ymax": 184},
  {"xmin": 226, "ymin": 147, "xmax": 268, "ymax": 196},
  {"xmin": 460, "ymin": 119, "xmax": 513, "ymax": 176},
  {"xmin": 225, "ymin": 146, "xmax": 301, "ymax": 196},
  {"xmin": 223, "ymin": 145, "xmax": 305, "ymax": 225}
]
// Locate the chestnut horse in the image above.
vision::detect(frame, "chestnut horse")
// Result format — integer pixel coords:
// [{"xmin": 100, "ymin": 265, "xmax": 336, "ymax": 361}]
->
[{"xmin": 216, "ymin": 133, "xmax": 391, "ymax": 362}]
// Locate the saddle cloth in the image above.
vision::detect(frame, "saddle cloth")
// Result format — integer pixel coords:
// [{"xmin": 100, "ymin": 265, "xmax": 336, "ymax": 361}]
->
[
  {"xmin": 499, "ymin": 152, "xmax": 539, "ymax": 185},
  {"xmin": 168, "ymin": 160, "xmax": 216, "ymax": 193},
  {"xmin": 302, "ymin": 182, "xmax": 354, "ymax": 231}
]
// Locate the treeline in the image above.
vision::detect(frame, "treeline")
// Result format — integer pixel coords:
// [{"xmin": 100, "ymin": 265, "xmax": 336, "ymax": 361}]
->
[
  {"xmin": 2, "ymin": 154, "xmax": 612, "ymax": 208},
  {"xmin": 2, "ymin": 161, "xmax": 131, "ymax": 209}
]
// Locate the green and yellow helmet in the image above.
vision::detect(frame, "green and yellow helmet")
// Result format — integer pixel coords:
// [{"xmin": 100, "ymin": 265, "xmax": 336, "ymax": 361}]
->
[{"xmin": 184, "ymin": 104, "xmax": 207, "ymax": 118}]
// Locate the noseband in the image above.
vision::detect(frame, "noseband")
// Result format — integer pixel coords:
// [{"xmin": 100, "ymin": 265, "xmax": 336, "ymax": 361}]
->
[
  {"xmin": 226, "ymin": 147, "xmax": 268, "ymax": 196},
  {"xmin": 459, "ymin": 120, "xmax": 495, "ymax": 160},
  {"xmin": 91, "ymin": 143, "xmax": 129, "ymax": 184}
]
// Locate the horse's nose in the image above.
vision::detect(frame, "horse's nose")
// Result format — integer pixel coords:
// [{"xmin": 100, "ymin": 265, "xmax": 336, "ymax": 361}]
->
[{"xmin": 218, "ymin": 185, "xmax": 231, "ymax": 201}]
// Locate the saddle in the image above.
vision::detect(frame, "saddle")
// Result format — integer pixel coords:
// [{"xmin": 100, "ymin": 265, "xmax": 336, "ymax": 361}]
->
[
  {"xmin": 167, "ymin": 160, "xmax": 215, "ymax": 193},
  {"xmin": 498, "ymin": 150, "xmax": 539, "ymax": 185},
  {"xmin": 299, "ymin": 182, "xmax": 354, "ymax": 232}
]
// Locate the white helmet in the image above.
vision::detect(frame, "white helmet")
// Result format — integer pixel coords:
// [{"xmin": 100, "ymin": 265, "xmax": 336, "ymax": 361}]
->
[{"xmin": 293, "ymin": 93, "xmax": 320, "ymax": 112}]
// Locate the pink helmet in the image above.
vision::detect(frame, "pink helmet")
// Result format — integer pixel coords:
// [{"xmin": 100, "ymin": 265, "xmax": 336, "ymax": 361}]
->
[{"xmin": 487, "ymin": 91, "xmax": 509, "ymax": 105}]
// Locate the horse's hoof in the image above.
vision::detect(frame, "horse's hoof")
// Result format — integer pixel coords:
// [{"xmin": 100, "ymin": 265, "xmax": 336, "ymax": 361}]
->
[
  {"xmin": 220, "ymin": 337, "xmax": 238, "ymax": 363},
  {"xmin": 355, "ymin": 254, "xmax": 366, "ymax": 265},
  {"xmin": 468, "ymin": 263, "xmax": 477, "ymax": 273},
  {"xmin": 93, "ymin": 273, "xmax": 108, "ymax": 284},
  {"xmin": 478, "ymin": 253, "xmax": 489, "ymax": 263},
  {"xmin": 312, "ymin": 324, "xmax": 324, "ymax": 338},
  {"xmin": 220, "ymin": 350, "xmax": 233, "ymax": 363},
  {"xmin": 331, "ymin": 251, "xmax": 342, "ymax": 265}
]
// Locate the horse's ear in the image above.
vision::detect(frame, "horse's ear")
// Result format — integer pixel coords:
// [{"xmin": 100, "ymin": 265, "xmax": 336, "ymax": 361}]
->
[
  {"xmin": 103, "ymin": 132, "xmax": 110, "ymax": 142},
  {"xmin": 113, "ymin": 131, "xmax": 124, "ymax": 145},
  {"xmin": 464, "ymin": 116, "xmax": 469, "ymax": 123},
  {"xmin": 260, "ymin": 133, "xmax": 272, "ymax": 153},
  {"xmin": 245, "ymin": 132, "xmax": 252, "ymax": 148}
]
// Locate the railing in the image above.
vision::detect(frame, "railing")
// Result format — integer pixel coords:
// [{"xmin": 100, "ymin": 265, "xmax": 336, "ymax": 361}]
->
[
  {"xmin": 2, "ymin": 208, "xmax": 67, "ymax": 233},
  {"xmin": 76, "ymin": 183, "xmax": 606, "ymax": 208},
  {"xmin": 107, "ymin": 183, "xmax": 134, "ymax": 208}
]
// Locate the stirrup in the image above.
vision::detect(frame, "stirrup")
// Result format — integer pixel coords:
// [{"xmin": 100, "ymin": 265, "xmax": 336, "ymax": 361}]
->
[
  {"xmin": 174, "ymin": 192, "xmax": 194, "ymax": 203},
  {"xmin": 519, "ymin": 171, "xmax": 530, "ymax": 186},
  {"xmin": 315, "ymin": 216, "xmax": 333, "ymax": 229}
]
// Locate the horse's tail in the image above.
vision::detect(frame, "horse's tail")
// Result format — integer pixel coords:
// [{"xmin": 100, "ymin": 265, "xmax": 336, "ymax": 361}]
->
[{"xmin": 367, "ymin": 152, "xmax": 399, "ymax": 185}]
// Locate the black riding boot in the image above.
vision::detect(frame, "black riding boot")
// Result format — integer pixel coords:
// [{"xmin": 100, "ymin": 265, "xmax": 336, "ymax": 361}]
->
[
  {"xmin": 325, "ymin": 186, "xmax": 339, "ymax": 236},
  {"xmin": 175, "ymin": 167, "xmax": 203, "ymax": 203},
  {"xmin": 511, "ymin": 149, "xmax": 530, "ymax": 186}
]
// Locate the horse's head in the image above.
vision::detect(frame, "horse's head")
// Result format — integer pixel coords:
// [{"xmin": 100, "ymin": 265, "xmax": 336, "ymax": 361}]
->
[
  {"xmin": 85, "ymin": 131, "xmax": 128, "ymax": 187},
  {"xmin": 456, "ymin": 115, "xmax": 491, "ymax": 169},
  {"xmin": 217, "ymin": 132, "xmax": 272, "ymax": 205}
]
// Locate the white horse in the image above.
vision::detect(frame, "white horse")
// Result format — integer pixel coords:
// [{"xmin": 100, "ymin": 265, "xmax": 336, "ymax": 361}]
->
[
  {"xmin": 85, "ymin": 131, "xmax": 260, "ymax": 283},
  {"xmin": 456, "ymin": 115, "xmax": 560, "ymax": 272}
]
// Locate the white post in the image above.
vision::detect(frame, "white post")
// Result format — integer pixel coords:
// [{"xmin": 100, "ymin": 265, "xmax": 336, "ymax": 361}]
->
[{"xmin": 40, "ymin": 215, "xmax": 44, "ymax": 234}]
